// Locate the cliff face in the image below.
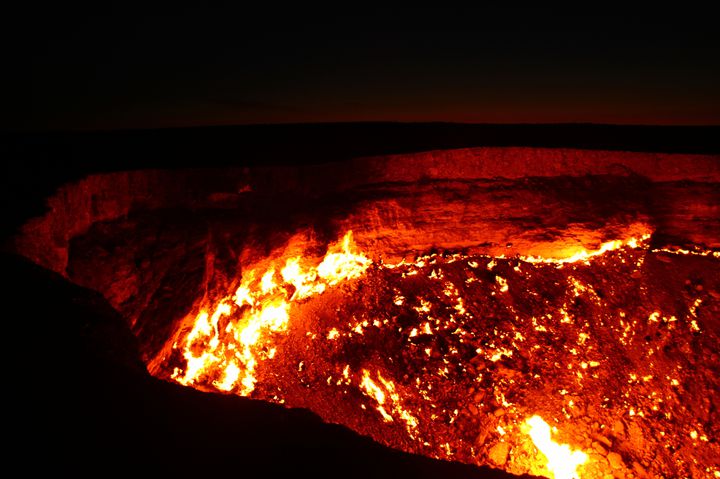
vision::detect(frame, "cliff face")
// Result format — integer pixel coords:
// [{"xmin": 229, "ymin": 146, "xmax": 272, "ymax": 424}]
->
[
  {"xmin": 11, "ymin": 146, "xmax": 720, "ymax": 478},
  {"xmin": 14, "ymin": 147, "xmax": 720, "ymax": 275},
  {"xmin": 13, "ymin": 147, "xmax": 720, "ymax": 353},
  {"xmin": 10, "ymin": 146, "xmax": 717, "ymax": 365}
]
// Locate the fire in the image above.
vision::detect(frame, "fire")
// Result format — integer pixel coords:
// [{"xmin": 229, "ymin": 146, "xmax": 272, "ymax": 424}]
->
[
  {"xmin": 156, "ymin": 226, "xmax": 719, "ymax": 478},
  {"xmin": 171, "ymin": 231, "xmax": 371, "ymax": 395},
  {"xmin": 359, "ymin": 369, "xmax": 419, "ymax": 435},
  {"xmin": 520, "ymin": 231, "xmax": 652, "ymax": 264},
  {"xmin": 525, "ymin": 416, "xmax": 588, "ymax": 479},
  {"xmin": 360, "ymin": 370, "xmax": 393, "ymax": 422},
  {"xmin": 316, "ymin": 232, "xmax": 372, "ymax": 284}
]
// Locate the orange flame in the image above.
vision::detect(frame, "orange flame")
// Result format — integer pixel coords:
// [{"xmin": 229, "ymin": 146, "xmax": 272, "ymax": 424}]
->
[
  {"xmin": 359, "ymin": 369, "xmax": 419, "ymax": 435},
  {"xmin": 520, "ymin": 232, "xmax": 652, "ymax": 264},
  {"xmin": 525, "ymin": 416, "xmax": 588, "ymax": 479},
  {"xmin": 171, "ymin": 231, "xmax": 371, "ymax": 395},
  {"xmin": 161, "ymin": 227, "xmax": 699, "ymax": 476}
]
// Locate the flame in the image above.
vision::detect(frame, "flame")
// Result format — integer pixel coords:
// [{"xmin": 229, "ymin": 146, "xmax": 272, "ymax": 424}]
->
[
  {"xmin": 525, "ymin": 416, "xmax": 588, "ymax": 479},
  {"xmin": 316, "ymin": 231, "xmax": 372, "ymax": 284},
  {"xmin": 260, "ymin": 269, "xmax": 277, "ymax": 294},
  {"xmin": 359, "ymin": 369, "xmax": 419, "ymax": 434},
  {"xmin": 360, "ymin": 370, "xmax": 392, "ymax": 422},
  {"xmin": 171, "ymin": 231, "xmax": 371, "ymax": 395},
  {"xmin": 520, "ymin": 232, "xmax": 651, "ymax": 264},
  {"xmin": 158, "ymin": 225, "xmax": 720, "ymax": 477}
]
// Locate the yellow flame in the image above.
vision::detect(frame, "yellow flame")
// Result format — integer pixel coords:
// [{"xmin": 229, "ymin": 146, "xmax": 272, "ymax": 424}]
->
[
  {"xmin": 162, "ymin": 228, "xmax": 705, "ymax": 473},
  {"xmin": 260, "ymin": 269, "xmax": 276, "ymax": 294},
  {"xmin": 520, "ymin": 233, "xmax": 651, "ymax": 264},
  {"xmin": 214, "ymin": 361, "xmax": 241, "ymax": 391},
  {"xmin": 359, "ymin": 369, "xmax": 419, "ymax": 433},
  {"xmin": 317, "ymin": 231, "xmax": 372, "ymax": 284},
  {"xmin": 171, "ymin": 231, "xmax": 371, "ymax": 396},
  {"xmin": 360, "ymin": 369, "xmax": 392, "ymax": 422},
  {"xmin": 526, "ymin": 416, "xmax": 588, "ymax": 479}
]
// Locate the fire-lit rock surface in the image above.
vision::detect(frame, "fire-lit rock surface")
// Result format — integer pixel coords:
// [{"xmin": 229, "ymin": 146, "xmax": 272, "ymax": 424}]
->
[
  {"xmin": 4, "ymin": 253, "xmax": 523, "ymax": 478},
  {"xmin": 14, "ymin": 147, "xmax": 720, "ymax": 274},
  {"xmin": 12, "ymin": 146, "xmax": 720, "ymax": 478}
]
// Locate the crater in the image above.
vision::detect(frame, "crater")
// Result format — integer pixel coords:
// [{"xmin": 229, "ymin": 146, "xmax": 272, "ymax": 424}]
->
[{"xmin": 14, "ymin": 146, "xmax": 720, "ymax": 478}]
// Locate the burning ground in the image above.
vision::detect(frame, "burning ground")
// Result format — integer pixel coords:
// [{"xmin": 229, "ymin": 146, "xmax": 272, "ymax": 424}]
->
[
  {"xmin": 13, "ymin": 147, "xmax": 720, "ymax": 478},
  {"xmin": 146, "ymin": 230, "xmax": 720, "ymax": 479}
]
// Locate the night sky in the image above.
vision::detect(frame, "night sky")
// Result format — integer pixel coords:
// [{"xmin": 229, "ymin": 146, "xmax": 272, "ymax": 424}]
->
[{"xmin": 8, "ymin": 7, "xmax": 720, "ymax": 131}]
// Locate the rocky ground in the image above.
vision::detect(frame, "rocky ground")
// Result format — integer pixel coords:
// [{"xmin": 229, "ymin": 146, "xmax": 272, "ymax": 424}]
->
[
  {"xmin": 284, "ymin": 247, "xmax": 719, "ymax": 478},
  {"xmin": 10, "ymin": 145, "xmax": 719, "ymax": 478},
  {"xmin": 60, "ymin": 202, "xmax": 720, "ymax": 477},
  {"xmin": 145, "ymin": 241, "xmax": 719, "ymax": 478},
  {"xmin": 5, "ymin": 252, "xmax": 532, "ymax": 478}
]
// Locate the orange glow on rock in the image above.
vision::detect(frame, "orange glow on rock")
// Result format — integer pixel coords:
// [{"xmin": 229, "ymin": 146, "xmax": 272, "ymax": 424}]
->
[
  {"xmin": 171, "ymin": 231, "xmax": 371, "ymax": 395},
  {"xmin": 156, "ymin": 225, "xmax": 718, "ymax": 478},
  {"xmin": 525, "ymin": 416, "xmax": 588, "ymax": 479},
  {"xmin": 520, "ymin": 229, "xmax": 652, "ymax": 265}
]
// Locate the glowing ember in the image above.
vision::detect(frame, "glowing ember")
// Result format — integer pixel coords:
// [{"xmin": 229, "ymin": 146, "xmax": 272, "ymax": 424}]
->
[
  {"xmin": 360, "ymin": 369, "xmax": 393, "ymax": 422},
  {"xmin": 156, "ymin": 227, "xmax": 719, "ymax": 479},
  {"xmin": 170, "ymin": 231, "xmax": 370, "ymax": 395},
  {"xmin": 520, "ymin": 232, "xmax": 652, "ymax": 264},
  {"xmin": 525, "ymin": 415, "xmax": 588, "ymax": 479}
]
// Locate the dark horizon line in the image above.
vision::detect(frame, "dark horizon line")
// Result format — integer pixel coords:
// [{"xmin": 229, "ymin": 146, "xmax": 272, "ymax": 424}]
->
[{"xmin": 6, "ymin": 121, "xmax": 720, "ymax": 136}]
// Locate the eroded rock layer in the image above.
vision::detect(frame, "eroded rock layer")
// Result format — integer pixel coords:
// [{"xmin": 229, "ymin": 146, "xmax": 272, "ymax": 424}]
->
[{"xmin": 13, "ymin": 147, "xmax": 720, "ymax": 478}]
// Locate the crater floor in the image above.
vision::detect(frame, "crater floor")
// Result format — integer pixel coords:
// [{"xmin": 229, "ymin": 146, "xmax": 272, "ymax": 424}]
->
[{"xmin": 14, "ymin": 146, "xmax": 720, "ymax": 478}]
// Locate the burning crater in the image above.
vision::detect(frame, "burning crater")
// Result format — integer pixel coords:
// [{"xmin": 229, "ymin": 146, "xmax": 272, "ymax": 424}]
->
[{"xmin": 15, "ymin": 147, "xmax": 720, "ymax": 478}]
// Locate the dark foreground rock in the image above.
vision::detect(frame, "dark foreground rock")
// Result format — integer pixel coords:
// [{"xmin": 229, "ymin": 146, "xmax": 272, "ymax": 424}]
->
[{"xmin": 4, "ymin": 253, "xmax": 532, "ymax": 478}]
